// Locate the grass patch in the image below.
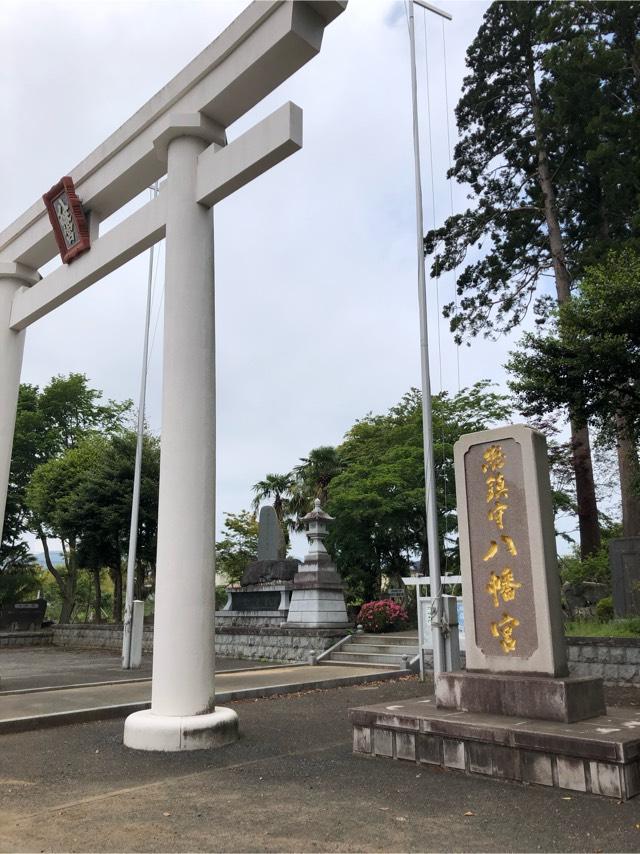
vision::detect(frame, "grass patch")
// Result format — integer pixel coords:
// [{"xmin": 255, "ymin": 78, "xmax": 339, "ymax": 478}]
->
[{"xmin": 565, "ymin": 617, "xmax": 640, "ymax": 638}]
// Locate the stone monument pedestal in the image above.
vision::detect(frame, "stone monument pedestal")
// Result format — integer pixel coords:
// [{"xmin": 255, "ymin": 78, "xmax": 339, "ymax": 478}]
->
[{"xmin": 435, "ymin": 670, "xmax": 606, "ymax": 723}]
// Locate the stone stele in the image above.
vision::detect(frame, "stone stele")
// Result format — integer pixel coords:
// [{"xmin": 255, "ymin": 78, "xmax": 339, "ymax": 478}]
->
[
  {"xmin": 256, "ymin": 505, "xmax": 286, "ymax": 562},
  {"xmin": 453, "ymin": 423, "xmax": 567, "ymax": 676}
]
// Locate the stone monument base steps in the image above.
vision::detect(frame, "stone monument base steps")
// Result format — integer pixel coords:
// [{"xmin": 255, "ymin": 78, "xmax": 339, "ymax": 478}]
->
[{"xmin": 350, "ymin": 697, "xmax": 640, "ymax": 800}]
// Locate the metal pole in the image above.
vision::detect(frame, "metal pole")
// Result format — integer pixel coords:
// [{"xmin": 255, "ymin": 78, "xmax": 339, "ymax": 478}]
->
[
  {"xmin": 407, "ymin": 0, "xmax": 446, "ymax": 680},
  {"xmin": 122, "ymin": 182, "xmax": 158, "ymax": 669},
  {"xmin": 416, "ymin": 582, "xmax": 426, "ymax": 681}
]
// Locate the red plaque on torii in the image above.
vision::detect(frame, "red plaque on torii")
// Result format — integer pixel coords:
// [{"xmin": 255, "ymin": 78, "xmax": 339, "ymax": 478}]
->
[{"xmin": 43, "ymin": 176, "xmax": 91, "ymax": 264}]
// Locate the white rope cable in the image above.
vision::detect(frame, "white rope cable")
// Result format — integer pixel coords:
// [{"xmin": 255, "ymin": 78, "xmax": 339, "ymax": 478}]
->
[
  {"xmin": 422, "ymin": 10, "xmax": 443, "ymax": 395},
  {"xmin": 441, "ymin": 17, "xmax": 461, "ymax": 394},
  {"xmin": 147, "ymin": 242, "xmax": 164, "ymax": 365}
]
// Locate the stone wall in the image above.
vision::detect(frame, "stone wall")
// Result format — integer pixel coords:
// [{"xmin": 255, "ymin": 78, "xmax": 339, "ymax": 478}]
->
[
  {"xmin": 48, "ymin": 623, "xmax": 344, "ymax": 663},
  {"xmin": 0, "ymin": 630, "xmax": 53, "ymax": 648},
  {"xmin": 214, "ymin": 626, "xmax": 345, "ymax": 662},
  {"xmin": 567, "ymin": 637, "xmax": 640, "ymax": 686},
  {"xmin": 51, "ymin": 623, "xmax": 154, "ymax": 653}
]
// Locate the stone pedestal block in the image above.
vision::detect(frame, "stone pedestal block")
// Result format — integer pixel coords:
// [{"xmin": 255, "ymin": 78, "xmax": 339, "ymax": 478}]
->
[
  {"xmin": 287, "ymin": 574, "xmax": 349, "ymax": 628},
  {"xmin": 436, "ymin": 670, "xmax": 606, "ymax": 723}
]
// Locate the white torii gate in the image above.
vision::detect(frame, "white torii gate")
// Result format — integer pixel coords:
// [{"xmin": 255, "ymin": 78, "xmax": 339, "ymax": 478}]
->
[{"xmin": 0, "ymin": 0, "xmax": 346, "ymax": 752}]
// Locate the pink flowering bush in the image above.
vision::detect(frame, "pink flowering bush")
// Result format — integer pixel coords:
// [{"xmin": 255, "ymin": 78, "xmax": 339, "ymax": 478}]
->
[{"xmin": 357, "ymin": 599, "xmax": 409, "ymax": 633}]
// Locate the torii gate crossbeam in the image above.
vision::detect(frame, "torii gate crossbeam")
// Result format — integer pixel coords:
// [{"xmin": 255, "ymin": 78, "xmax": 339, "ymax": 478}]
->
[{"xmin": 0, "ymin": 0, "xmax": 346, "ymax": 752}]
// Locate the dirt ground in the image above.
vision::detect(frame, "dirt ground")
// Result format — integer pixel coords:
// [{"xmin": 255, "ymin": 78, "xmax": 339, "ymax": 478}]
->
[{"xmin": 0, "ymin": 677, "xmax": 639, "ymax": 853}]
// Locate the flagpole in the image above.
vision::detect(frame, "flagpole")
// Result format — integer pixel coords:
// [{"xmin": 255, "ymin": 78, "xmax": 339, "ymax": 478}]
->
[
  {"xmin": 406, "ymin": 0, "xmax": 451, "ymax": 680},
  {"xmin": 122, "ymin": 182, "xmax": 158, "ymax": 669}
]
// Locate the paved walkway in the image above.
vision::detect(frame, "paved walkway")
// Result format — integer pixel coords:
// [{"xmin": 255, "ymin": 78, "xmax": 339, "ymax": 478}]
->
[
  {"xmin": 0, "ymin": 661, "xmax": 402, "ymax": 733},
  {"xmin": 0, "ymin": 647, "xmax": 266, "ymax": 692}
]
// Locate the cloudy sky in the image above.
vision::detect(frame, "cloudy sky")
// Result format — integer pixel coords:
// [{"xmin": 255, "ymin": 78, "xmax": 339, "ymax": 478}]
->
[{"xmin": 2, "ymin": 0, "xmax": 560, "ymax": 557}]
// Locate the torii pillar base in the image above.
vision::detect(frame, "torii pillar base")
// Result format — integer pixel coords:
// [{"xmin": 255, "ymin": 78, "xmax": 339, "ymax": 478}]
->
[{"xmin": 124, "ymin": 707, "xmax": 239, "ymax": 752}]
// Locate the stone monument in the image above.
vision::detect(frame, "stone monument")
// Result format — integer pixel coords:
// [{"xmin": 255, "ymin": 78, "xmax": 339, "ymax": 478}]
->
[
  {"xmin": 350, "ymin": 426, "xmax": 640, "ymax": 799},
  {"xmin": 610, "ymin": 537, "xmax": 640, "ymax": 617},
  {"xmin": 437, "ymin": 424, "xmax": 604, "ymax": 719},
  {"xmin": 219, "ymin": 505, "xmax": 300, "ymax": 625},
  {"xmin": 287, "ymin": 499, "xmax": 349, "ymax": 628}
]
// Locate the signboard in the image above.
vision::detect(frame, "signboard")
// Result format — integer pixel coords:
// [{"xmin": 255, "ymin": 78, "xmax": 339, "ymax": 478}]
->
[
  {"xmin": 421, "ymin": 597, "xmax": 465, "ymax": 650},
  {"xmin": 454, "ymin": 425, "xmax": 567, "ymax": 676},
  {"xmin": 43, "ymin": 176, "xmax": 91, "ymax": 264}
]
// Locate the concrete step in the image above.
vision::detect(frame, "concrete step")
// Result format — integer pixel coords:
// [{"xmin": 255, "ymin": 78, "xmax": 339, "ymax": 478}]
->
[
  {"xmin": 343, "ymin": 643, "xmax": 419, "ymax": 656},
  {"xmin": 319, "ymin": 659, "xmax": 404, "ymax": 670},
  {"xmin": 330, "ymin": 651, "xmax": 412, "ymax": 666},
  {"xmin": 351, "ymin": 634, "xmax": 418, "ymax": 647}
]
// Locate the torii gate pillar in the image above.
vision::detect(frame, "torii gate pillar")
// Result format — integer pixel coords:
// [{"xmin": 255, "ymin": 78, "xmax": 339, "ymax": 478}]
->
[
  {"xmin": 124, "ymin": 117, "xmax": 238, "ymax": 751},
  {"xmin": 0, "ymin": 263, "xmax": 40, "ymax": 538}
]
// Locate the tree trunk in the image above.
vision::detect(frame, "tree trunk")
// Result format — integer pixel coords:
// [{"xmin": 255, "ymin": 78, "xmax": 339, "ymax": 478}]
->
[
  {"xmin": 39, "ymin": 532, "xmax": 76, "ymax": 623},
  {"xmin": 570, "ymin": 421, "xmax": 602, "ymax": 558},
  {"xmin": 616, "ymin": 415, "xmax": 640, "ymax": 537},
  {"xmin": 110, "ymin": 565, "xmax": 123, "ymax": 623},
  {"xmin": 526, "ymin": 61, "xmax": 601, "ymax": 557},
  {"xmin": 93, "ymin": 568, "xmax": 102, "ymax": 623}
]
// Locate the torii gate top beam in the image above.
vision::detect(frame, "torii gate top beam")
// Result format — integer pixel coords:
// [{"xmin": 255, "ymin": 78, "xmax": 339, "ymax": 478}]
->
[{"xmin": 0, "ymin": 0, "xmax": 345, "ymax": 271}]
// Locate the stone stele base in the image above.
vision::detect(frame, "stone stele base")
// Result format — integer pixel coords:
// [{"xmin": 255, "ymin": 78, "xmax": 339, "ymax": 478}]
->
[
  {"xmin": 124, "ymin": 706, "xmax": 239, "ymax": 752},
  {"xmin": 436, "ymin": 670, "xmax": 606, "ymax": 723},
  {"xmin": 349, "ymin": 697, "xmax": 640, "ymax": 800}
]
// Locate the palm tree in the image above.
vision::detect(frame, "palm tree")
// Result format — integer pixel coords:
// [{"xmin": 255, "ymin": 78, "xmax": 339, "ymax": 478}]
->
[
  {"xmin": 251, "ymin": 473, "xmax": 294, "ymax": 523},
  {"xmin": 293, "ymin": 446, "xmax": 343, "ymax": 506},
  {"xmin": 287, "ymin": 446, "xmax": 344, "ymax": 530}
]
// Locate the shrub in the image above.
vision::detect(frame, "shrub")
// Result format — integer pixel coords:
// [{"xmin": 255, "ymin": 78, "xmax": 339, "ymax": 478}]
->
[
  {"xmin": 215, "ymin": 586, "xmax": 229, "ymax": 611},
  {"xmin": 596, "ymin": 595, "xmax": 614, "ymax": 622},
  {"xmin": 357, "ymin": 599, "xmax": 409, "ymax": 633}
]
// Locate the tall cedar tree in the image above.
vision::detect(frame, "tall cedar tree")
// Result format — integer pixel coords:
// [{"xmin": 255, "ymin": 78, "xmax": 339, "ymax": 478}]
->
[
  {"xmin": 508, "ymin": 250, "xmax": 640, "ymax": 537},
  {"xmin": 423, "ymin": 1, "xmax": 631, "ymax": 557}
]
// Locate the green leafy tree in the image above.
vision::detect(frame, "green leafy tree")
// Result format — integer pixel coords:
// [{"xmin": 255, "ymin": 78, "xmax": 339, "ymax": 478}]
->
[
  {"xmin": 215, "ymin": 511, "xmax": 259, "ymax": 586},
  {"xmin": 326, "ymin": 383, "xmax": 510, "ymax": 600},
  {"xmin": 25, "ymin": 440, "xmax": 100, "ymax": 622},
  {"xmin": 2, "ymin": 374, "xmax": 131, "ymax": 620},
  {"xmin": 25, "ymin": 428, "xmax": 160, "ymax": 624},
  {"xmin": 508, "ymin": 249, "xmax": 640, "ymax": 536},
  {"xmin": 0, "ymin": 546, "xmax": 40, "ymax": 607},
  {"xmin": 74, "ymin": 430, "xmax": 160, "ymax": 622}
]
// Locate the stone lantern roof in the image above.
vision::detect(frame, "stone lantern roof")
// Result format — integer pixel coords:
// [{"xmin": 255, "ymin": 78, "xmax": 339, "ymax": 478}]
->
[{"xmin": 300, "ymin": 498, "xmax": 334, "ymax": 525}]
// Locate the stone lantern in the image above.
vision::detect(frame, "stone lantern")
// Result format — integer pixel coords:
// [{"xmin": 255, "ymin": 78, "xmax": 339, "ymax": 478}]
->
[{"xmin": 287, "ymin": 499, "xmax": 349, "ymax": 627}]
